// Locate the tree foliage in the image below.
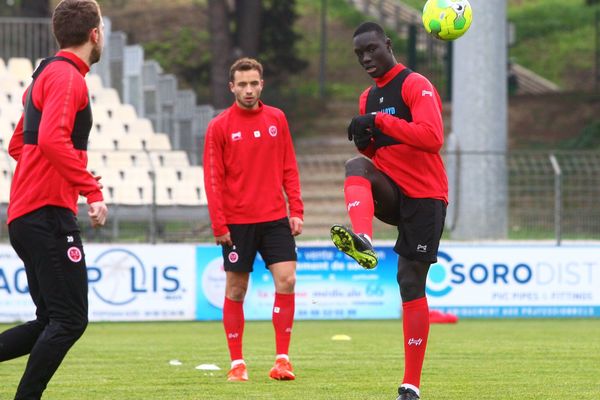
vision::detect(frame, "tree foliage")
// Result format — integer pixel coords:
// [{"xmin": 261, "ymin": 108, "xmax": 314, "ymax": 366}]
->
[
  {"xmin": 258, "ymin": 0, "xmax": 308, "ymax": 86},
  {"xmin": 206, "ymin": 0, "xmax": 308, "ymax": 106}
]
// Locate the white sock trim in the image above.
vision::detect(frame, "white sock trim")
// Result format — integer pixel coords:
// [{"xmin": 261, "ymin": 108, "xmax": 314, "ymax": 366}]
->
[
  {"xmin": 275, "ymin": 354, "xmax": 289, "ymax": 361},
  {"xmin": 231, "ymin": 359, "xmax": 245, "ymax": 368},
  {"xmin": 401, "ymin": 384, "xmax": 420, "ymax": 397}
]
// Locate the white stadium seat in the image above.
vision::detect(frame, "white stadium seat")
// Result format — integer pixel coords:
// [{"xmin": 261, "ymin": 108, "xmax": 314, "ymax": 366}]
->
[
  {"xmin": 86, "ymin": 151, "xmax": 105, "ymax": 171},
  {"xmin": 95, "ymin": 119, "xmax": 127, "ymax": 137},
  {"xmin": 0, "ymin": 122, "xmax": 12, "ymax": 151},
  {"xmin": 150, "ymin": 150, "xmax": 189, "ymax": 168},
  {"xmin": 92, "ymin": 104, "xmax": 112, "ymax": 124},
  {"xmin": 0, "ymin": 58, "xmax": 7, "ymax": 76},
  {"xmin": 173, "ymin": 182, "xmax": 205, "ymax": 206},
  {"xmin": 88, "ymin": 135, "xmax": 118, "ymax": 151},
  {"xmin": 85, "ymin": 73, "xmax": 104, "ymax": 93},
  {"xmin": 7, "ymin": 57, "xmax": 33, "ymax": 87},
  {"xmin": 112, "ymin": 104, "xmax": 138, "ymax": 125},
  {"xmin": 142, "ymin": 133, "xmax": 171, "ymax": 151},
  {"xmin": 118, "ymin": 135, "xmax": 144, "ymax": 151},
  {"xmin": 0, "ymin": 76, "xmax": 24, "ymax": 105},
  {"xmin": 125, "ymin": 118, "xmax": 154, "ymax": 136},
  {"xmin": 179, "ymin": 166, "xmax": 204, "ymax": 183},
  {"xmin": 91, "ymin": 87, "xmax": 120, "ymax": 105}
]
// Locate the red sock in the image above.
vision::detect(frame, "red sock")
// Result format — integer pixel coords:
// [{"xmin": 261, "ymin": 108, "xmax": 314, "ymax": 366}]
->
[
  {"xmin": 402, "ymin": 296, "xmax": 430, "ymax": 388},
  {"xmin": 272, "ymin": 292, "xmax": 295, "ymax": 355},
  {"xmin": 223, "ymin": 297, "xmax": 244, "ymax": 361},
  {"xmin": 344, "ymin": 176, "xmax": 374, "ymax": 238}
]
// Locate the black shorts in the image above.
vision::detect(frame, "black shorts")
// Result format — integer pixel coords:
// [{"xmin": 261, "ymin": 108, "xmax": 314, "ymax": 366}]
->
[
  {"xmin": 377, "ymin": 174, "xmax": 447, "ymax": 263},
  {"xmin": 222, "ymin": 217, "xmax": 297, "ymax": 272}
]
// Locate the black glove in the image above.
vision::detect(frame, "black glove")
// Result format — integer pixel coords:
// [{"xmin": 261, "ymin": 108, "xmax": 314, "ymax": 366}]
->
[{"xmin": 347, "ymin": 113, "xmax": 376, "ymax": 150}]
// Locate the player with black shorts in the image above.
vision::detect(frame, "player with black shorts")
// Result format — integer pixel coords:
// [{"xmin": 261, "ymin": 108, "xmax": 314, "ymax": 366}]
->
[
  {"xmin": 330, "ymin": 22, "xmax": 448, "ymax": 400},
  {"xmin": 203, "ymin": 57, "xmax": 303, "ymax": 382},
  {"xmin": 0, "ymin": 1, "xmax": 107, "ymax": 399}
]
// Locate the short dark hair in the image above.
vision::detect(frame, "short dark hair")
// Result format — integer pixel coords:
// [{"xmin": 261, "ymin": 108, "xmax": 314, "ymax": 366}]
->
[
  {"xmin": 229, "ymin": 57, "xmax": 263, "ymax": 82},
  {"xmin": 353, "ymin": 21, "xmax": 387, "ymax": 39},
  {"xmin": 52, "ymin": 0, "xmax": 101, "ymax": 49}
]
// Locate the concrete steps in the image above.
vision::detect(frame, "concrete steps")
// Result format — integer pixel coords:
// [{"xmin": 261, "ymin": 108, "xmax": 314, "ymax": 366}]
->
[{"xmin": 295, "ymin": 114, "xmax": 399, "ymax": 239}]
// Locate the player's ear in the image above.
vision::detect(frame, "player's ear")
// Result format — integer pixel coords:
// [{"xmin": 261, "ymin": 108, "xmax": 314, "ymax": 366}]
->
[
  {"xmin": 90, "ymin": 27, "xmax": 99, "ymax": 44},
  {"xmin": 229, "ymin": 81, "xmax": 235, "ymax": 93},
  {"xmin": 385, "ymin": 37, "xmax": 392, "ymax": 53}
]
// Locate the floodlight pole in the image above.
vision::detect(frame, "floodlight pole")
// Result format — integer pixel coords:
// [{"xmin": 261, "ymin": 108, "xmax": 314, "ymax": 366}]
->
[{"xmin": 450, "ymin": 0, "xmax": 508, "ymax": 239}]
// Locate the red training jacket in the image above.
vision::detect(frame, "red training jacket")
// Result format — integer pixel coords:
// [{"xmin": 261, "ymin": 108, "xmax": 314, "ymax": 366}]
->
[
  {"xmin": 203, "ymin": 101, "xmax": 303, "ymax": 237},
  {"xmin": 359, "ymin": 63, "xmax": 448, "ymax": 203},
  {"xmin": 8, "ymin": 51, "xmax": 103, "ymax": 224}
]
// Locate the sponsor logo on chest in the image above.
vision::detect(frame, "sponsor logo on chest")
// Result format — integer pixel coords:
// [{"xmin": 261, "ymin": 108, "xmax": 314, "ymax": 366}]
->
[{"xmin": 230, "ymin": 125, "xmax": 278, "ymax": 142}]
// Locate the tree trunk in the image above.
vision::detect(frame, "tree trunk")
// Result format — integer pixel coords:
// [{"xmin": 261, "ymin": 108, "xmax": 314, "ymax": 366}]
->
[
  {"xmin": 208, "ymin": 0, "xmax": 233, "ymax": 109},
  {"xmin": 235, "ymin": 0, "xmax": 261, "ymax": 58}
]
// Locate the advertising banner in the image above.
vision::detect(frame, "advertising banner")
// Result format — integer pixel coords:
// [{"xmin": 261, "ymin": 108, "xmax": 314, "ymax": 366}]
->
[
  {"xmin": 0, "ymin": 244, "xmax": 197, "ymax": 322},
  {"xmin": 196, "ymin": 243, "xmax": 600, "ymax": 320},
  {"xmin": 195, "ymin": 245, "xmax": 400, "ymax": 320},
  {"xmin": 0, "ymin": 245, "xmax": 32, "ymax": 322},
  {"xmin": 428, "ymin": 245, "xmax": 600, "ymax": 317},
  {"xmin": 2, "ymin": 243, "xmax": 599, "ymax": 323}
]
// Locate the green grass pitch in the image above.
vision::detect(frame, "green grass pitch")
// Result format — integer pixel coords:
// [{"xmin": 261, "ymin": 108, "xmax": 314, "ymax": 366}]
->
[{"xmin": 1, "ymin": 319, "xmax": 599, "ymax": 399}]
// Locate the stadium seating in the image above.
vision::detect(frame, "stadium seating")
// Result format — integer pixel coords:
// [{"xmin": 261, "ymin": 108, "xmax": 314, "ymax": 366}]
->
[
  {"xmin": 0, "ymin": 76, "xmax": 24, "ymax": 105},
  {"xmin": 142, "ymin": 133, "xmax": 171, "ymax": 151},
  {"xmin": 85, "ymin": 73, "xmax": 104, "ymax": 93},
  {"xmin": 6, "ymin": 57, "xmax": 32, "ymax": 88},
  {"xmin": 0, "ymin": 119, "xmax": 14, "ymax": 151},
  {"xmin": 0, "ymin": 60, "xmax": 206, "ymax": 207},
  {"xmin": 91, "ymin": 87, "xmax": 121, "ymax": 106}
]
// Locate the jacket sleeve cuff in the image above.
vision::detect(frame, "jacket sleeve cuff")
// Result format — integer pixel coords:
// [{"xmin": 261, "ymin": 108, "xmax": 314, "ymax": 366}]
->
[
  {"xmin": 212, "ymin": 226, "xmax": 229, "ymax": 237},
  {"xmin": 86, "ymin": 190, "xmax": 104, "ymax": 204}
]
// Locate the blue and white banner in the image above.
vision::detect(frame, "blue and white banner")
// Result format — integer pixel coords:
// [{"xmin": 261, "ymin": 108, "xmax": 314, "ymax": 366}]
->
[
  {"xmin": 1, "ymin": 243, "xmax": 600, "ymax": 322},
  {"xmin": 86, "ymin": 245, "xmax": 197, "ymax": 321},
  {"xmin": 195, "ymin": 245, "xmax": 400, "ymax": 321},
  {"xmin": 0, "ymin": 244, "xmax": 197, "ymax": 322},
  {"xmin": 427, "ymin": 245, "xmax": 600, "ymax": 317},
  {"xmin": 0, "ymin": 246, "xmax": 32, "ymax": 322}
]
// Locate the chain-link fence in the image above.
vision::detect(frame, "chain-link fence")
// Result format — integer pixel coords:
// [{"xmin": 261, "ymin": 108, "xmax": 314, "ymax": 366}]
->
[{"xmin": 507, "ymin": 151, "xmax": 600, "ymax": 241}]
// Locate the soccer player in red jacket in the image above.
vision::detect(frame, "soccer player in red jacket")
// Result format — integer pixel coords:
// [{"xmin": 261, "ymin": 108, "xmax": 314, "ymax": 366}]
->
[
  {"xmin": 0, "ymin": 1, "xmax": 107, "ymax": 399},
  {"xmin": 203, "ymin": 57, "xmax": 303, "ymax": 382},
  {"xmin": 330, "ymin": 22, "xmax": 448, "ymax": 400}
]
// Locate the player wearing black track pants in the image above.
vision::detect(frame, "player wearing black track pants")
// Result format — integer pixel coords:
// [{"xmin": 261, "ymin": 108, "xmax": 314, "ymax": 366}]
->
[
  {"xmin": 330, "ymin": 22, "xmax": 448, "ymax": 400},
  {"xmin": 0, "ymin": 1, "xmax": 107, "ymax": 399}
]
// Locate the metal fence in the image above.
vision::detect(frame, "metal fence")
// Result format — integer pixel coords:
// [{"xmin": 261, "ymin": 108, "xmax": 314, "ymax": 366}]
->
[
  {"xmin": 3, "ymin": 150, "xmax": 598, "ymax": 243},
  {"xmin": 0, "ymin": 17, "xmax": 56, "ymax": 62},
  {"xmin": 444, "ymin": 150, "xmax": 600, "ymax": 242},
  {"xmin": 506, "ymin": 151, "xmax": 600, "ymax": 242}
]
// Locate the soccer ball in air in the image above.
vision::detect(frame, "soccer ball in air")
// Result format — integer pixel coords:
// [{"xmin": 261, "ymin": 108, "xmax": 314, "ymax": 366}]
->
[{"xmin": 422, "ymin": 0, "xmax": 473, "ymax": 41}]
